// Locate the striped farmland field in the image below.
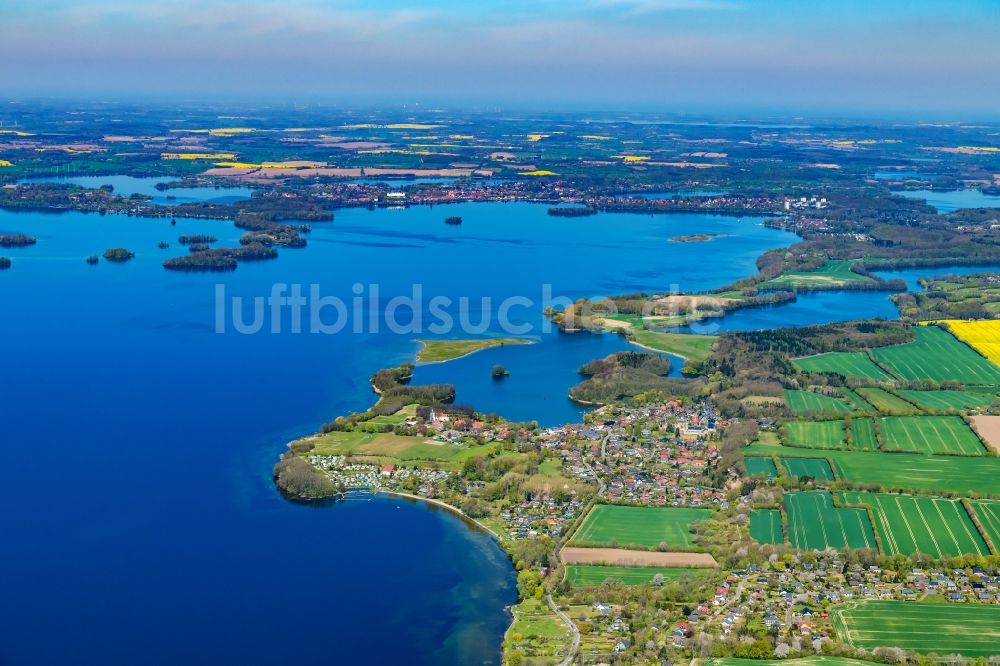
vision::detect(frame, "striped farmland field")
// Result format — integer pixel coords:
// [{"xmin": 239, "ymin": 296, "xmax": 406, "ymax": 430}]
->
[
  {"xmin": 786, "ymin": 491, "xmax": 876, "ymax": 551},
  {"xmin": 969, "ymin": 501, "xmax": 1000, "ymax": 552},
  {"xmin": 793, "ymin": 351, "xmax": 894, "ymax": 381},
  {"xmin": 855, "ymin": 387, "xmax": 922, "ymax": 415},
  {"xmin": 744, "ymin": 456, "xmax": 777, "ymax": 479},
  {"xmin": 571, "ymin": 505, "xmax": 710, "ymax": 549},
  {"xmin": 785, "ymin": 390, "xmax": 853, "ymax": 416},
  {"xmin": 779, "ymin": 457, "xmax": 835, "ymax": 481},
  {"xmin": 782, "ymin": 420, "xmax": 846, "ymax": 449},
  {"xmin": 749, "ymin": 509, "xmax": 783, "ymax": 545},
  {"xmin": 744, "ymin": 442, "xmax": 1000, "ymax": 495},
  {"xmin": 833, "ymin": 600, "xmax": 1000, "ymax": 657},
  {"xmin": 897, "ymin": 389, "xmax": 997, "ymax": 411},
  {"xmin": 877, "ymin": 416, "xmax": 986, "ymax": 455},
  {"xmin": 838, "ymin": 491, "xmax": 989, "ymax": 557},
  {"xmin": 871, "ymin": 326, "xmax": 1000, "ymax": 385},
  {"xmin": 847, "ymin": 418, "xmax": 879, "ymax": 450},
  {"xmin": 840, "ymin": 388, "xmax": 876, "ymax": 413}
]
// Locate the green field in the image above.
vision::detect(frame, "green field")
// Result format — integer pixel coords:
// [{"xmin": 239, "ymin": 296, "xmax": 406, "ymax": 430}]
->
[
  {"xmin": 565, "ymin": 565, "xmax": 708, "ymax": 587},
  {"xmin": 793, "ymin": 351, "xmax": 893, "ymax": 381},
  {"xmin": 785, "ymin": 389, "xmax": 853, "ymax": 415},
  {"xmin": 745, "ymin": 442, "xmax": 1000, "ymax": 495},
  {"xmin": 855, "ymin": 387, "xmax": 921, "ymax": 415},
  {"xmin": 630, "ymin": 329, "xmax": 715, "ymax": 363},
  {"xmin": 782, "ymin": 420, "xmax": 846, "ymax": 449},
  {"xmin": 898, "ymin": 389, "xmax": 998, "ymax": 411},
  {"xmin": 779, "ymin": 457, "xmax": 836, "ymax": 481},
  {"xmin": 762, "ymin": 260, "xmax": 874, "ymax": 290},
  {"xmin": 871, "ymin": 326, "xmax": 1000, "ymax": 385},
  {"xmin": 570, "ymin": 505, "xmax": 711, "ymax": 549},
  {"xmin": 840, "ymin": 387, "xmax": 877, "ymax": 413},
  {"xmin": 833, "ymin": 600, "xmax": 1000, "ymax": 657},
  {"xmin": 303, "ymin": 429, "xmax": 496, "ymax": 469},
  {"xmin": 750, "ymin": 509, "xmax": 783, "ymax": 545},
  {"xmin": 838, "ymin": 491, "xmax": 989, "ymax": 557},
  {"xmin": 416, "ymin": 337, "xmax": 531, "ymax": 362},
  {"xmin": 970, "ymin": 501, "xmax": 1000, "ymax": 551},
  {"xmin": 364, "ymin": 403, "xmax": 418, "ymax": 426},
  {"xmin": 785, "ymin": 491, "xmax": 877, "ymax": 551},
  {"xmin": 848, "ymin": 418, "xmax": 879, "ymax": 450},
  {"xmin": 877, "ymin": 415, "xmax": 986, "ymax": 455},
  {"xmin": 744, "ymin": 456, "xmax": 778, "ymax": 478}
]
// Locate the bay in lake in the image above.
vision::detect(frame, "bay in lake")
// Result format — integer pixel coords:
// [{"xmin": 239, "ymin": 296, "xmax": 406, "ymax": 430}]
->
[
  {"xmin": 895, "ymin": 188, "xmax": 1000, "ymax": 213},
  {"xmin": 0, "ymin": 199, "xmax": 798, "ymax": 665},
  {"xmin": 19, "ymin": 174, "xmax": 254, "ymax": 205}
]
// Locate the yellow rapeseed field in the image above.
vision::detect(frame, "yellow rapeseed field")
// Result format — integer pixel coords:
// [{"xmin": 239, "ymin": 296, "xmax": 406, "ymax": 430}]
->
[
  {"xmin": 526, "ymin": 133, "xmax": 548, "ymax": 142},
  {"xmin": 612, "ymin": 155, "xmax": 650, "ymax": 162},
  {"xmin": 0, "ymin": 159, "xmax": 13, "ymax": 167},
  {"xmin": 518, "ymin": 170, "xmax": 558, "ymax": 176},
  {"xmin": 213, "ymin": 161, "xmax": 311, "ymax": 169},
  {"xmin": 214, "ymin": 161, "xmax": 259, "ymax": 169},
  {"xmin": 935, "ymin": 319, "xmax": 1000, "ymax": 366}
]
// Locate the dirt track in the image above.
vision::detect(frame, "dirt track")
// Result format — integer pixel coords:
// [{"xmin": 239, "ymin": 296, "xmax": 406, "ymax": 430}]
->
[{"xmin": 560, "ymin": 547, "xmax": 718, "ymax": 568}]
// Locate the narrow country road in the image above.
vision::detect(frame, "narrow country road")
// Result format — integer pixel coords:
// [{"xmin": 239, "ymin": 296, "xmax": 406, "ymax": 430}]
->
[{"xmin": 548, "ymin": 593, "xmax": 580, "ymax": 666}]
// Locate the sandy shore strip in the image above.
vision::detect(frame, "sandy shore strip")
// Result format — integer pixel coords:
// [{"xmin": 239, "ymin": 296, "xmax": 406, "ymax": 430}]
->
[
  {"xmin": 376, "ymin": 490, "xmax": 503, "ymax": 541},
  {"xmin": 560, "ymin": 546, "xmax": 718, "ymax": 568}
]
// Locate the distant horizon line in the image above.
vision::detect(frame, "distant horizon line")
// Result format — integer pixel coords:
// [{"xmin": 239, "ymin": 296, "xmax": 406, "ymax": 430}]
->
[{"xmin": 2, "ymin": 95, "xmax": 999, "ymax": 126}]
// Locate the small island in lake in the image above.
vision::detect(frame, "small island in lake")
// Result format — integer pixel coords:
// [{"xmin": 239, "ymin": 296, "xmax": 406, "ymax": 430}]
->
[
  {"xmin": 86, "ymin": 255, "xmax": 99, "ymax": 265},
  {"xmin": 0, "ymin": 233, "xmax": 37, "ymax": 247},
  {"xmin": 162, "ymin": 243, "xmax": 277, "ymax": 272},
  {"xmin": 0, "ymin": 257, "xmax": 11, "ymax": 270},
  {"xmin": 103, "ymin": 248, "xmax": 135, "ymax": 263},
  {"xmin": 178, "ymin": 234, "xmax": 218, "ymax": 245},
  {"xmin": 491, "ymin": 364, "xmax": 509, "ymax": 379},
  {"xmin": 445, "ymin": 215, "xmax": 463, "ymax": 225},
  {"xmin": 669, "ymin": 233, "xmax": 729, "ymax": 243},
  {"xmin": 416, "ymin": 338, "xmax": 533, "ymax": 363},
  {"xmin": 547, "ymin": 206, "xmax": 597, "ymax": 217}
]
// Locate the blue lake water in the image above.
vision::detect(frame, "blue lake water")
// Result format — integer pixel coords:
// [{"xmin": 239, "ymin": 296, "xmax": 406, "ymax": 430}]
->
[
  {"xmin": 676, "ymin": 289, "xmax": 901, "ymax": 334},
  {"xmin": 895, "ymin": 188, "xmax": 1000, "ymax": 213},
  {"xmin": 0, "ymin": 201, "xmax": 797, "ymax": 665},
  {"xmin": 674, "ymin": 265, "xmax": 1000, "ymax": 334},
  {"xmin": 19, "ymin": 175, "xmax": 254, "ymax": 205},
  {"xmin": 872, "ymin": 171, "xmax": 933, "ymax": 180}
]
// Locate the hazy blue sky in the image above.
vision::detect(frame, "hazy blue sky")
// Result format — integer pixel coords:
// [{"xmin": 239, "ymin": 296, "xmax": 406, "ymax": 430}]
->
[{"xmin": 2, "ymin": 0, "xmax": 999, "ymax": 116}]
